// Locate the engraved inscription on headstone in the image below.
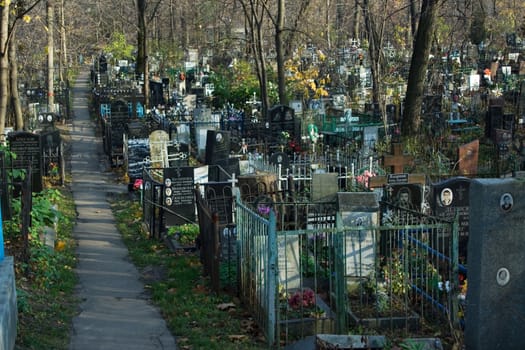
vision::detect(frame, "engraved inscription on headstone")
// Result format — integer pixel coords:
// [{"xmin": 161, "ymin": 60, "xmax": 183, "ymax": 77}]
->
[
  {"xmin": 8, "ymin": 131, "xmax": 43, "ymax": 192},
  {"xmin": 163, "ymin": 167, "xmax": 195, "ymax": 226},
  {"xmin": 432, "ymin": 177, "xmax": 470, "ymax": 258}
]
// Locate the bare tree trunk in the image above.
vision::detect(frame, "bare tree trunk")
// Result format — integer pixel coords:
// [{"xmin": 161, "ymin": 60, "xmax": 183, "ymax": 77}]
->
[
  {"xmin": 9, "ymin": 27, "xmax": 23, "ymax": 130},
  {"xmin": 409, "ymin": 0, "xmax": 418, "ymax": 44},
  {"xmin": 0, "ymin": 3, "xmax": 9, "ymax": 140},
  {"xmin": 362, "ymin": 0, "xmax": 384, "ymax": 104},
  {"xmin": 136, "ymin": 0, "xmax": 149, "ymax": 109},
  {"xmin": 353, "ymin": 0, "xmax": 360, "ymax": 39},
  {"xmin": 275, "ymin": 0, "xmax": 286, "ymax": 105},
  {"xmin": 59, "ymin": 0, "xmax": 67, "ymax": 82},
  {"xmin": 402, "ymin": 0, "xmax": 440, "ymax": 137},
  {"xmin": 169, "ymin": 0, "xmax": 175, "ymax": 47},
  {"xmin": 239, "ymin": 0, "xmax": 269, "ymax": 118},
  {"xmin": 47, "ymin": 0, "xmax": 55, "ymax": 113}
]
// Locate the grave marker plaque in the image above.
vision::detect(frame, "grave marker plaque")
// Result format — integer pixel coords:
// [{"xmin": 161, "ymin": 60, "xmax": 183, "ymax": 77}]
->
[
  {"xmin": 163, "ymin": 167, "xmax": 195, "ymax": 226},
  {"xmin": 466, "ymin": 178, "xmax": 525, "ymax": 350},
  {"xmin": 8, "ymin": 131, "xmax": 43, "ymax": 192}
]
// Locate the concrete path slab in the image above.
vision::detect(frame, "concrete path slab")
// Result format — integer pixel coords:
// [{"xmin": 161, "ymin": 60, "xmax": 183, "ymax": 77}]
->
[{"xmin": 68, "ymin": 68, "xmax": 177, "ymax": 350}]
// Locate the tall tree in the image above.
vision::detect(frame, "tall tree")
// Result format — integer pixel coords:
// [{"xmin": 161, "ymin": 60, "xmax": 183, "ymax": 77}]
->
[
  {"xmin": 275, "ymin": 0, "xmax": 286, "ymax": 105},
  {"xmin": 239, "ymin": 0, "xmax": 270, "ymax": 118},
  {"xmin": 402, "ymin": 0, "xmax": 441, "ymax": 137},
  {"xmin": 0, "ymin": 1, "xmax": 10, "ymax": 140},
  {"xmin": 47, "ymin": 0, "xmax": 55, "ymax": 113},
  {"xmin": 136, "ymin": 0, "xmax": 148, "ymax": 108},
  {"xmin": 9, "ymin": 27, "xmax": 23, "ymax": 130}
]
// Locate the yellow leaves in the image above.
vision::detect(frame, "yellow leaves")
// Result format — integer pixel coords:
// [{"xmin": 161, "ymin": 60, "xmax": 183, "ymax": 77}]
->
[
  {"xmin": 22, "ymin": 15, "xmax": 31, "ymax": 24},
  {"xmin": 228, "ymin": 334, "xmax": 249, "ymax": 342},
  {"xmin": 55, "ymin": 240, "xmax": 66, "ymax": 252}
]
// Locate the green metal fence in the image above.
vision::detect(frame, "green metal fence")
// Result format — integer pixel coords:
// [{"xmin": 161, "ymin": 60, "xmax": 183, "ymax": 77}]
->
[{"xmin": 236, "ymin": 196, "xmax": 461, "ymax": 348}]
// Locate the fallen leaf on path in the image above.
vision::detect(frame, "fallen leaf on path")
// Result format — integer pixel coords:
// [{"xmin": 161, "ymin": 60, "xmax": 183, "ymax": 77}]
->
[{"xmin": 217, "ymin": 302, "xmax": 236, "ymax": 311}]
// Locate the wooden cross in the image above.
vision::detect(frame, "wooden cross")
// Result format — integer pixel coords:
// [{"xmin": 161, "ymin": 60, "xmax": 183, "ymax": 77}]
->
[{"xmin": 383, "ymin": 143, "xmax": 413, "ymax": 174}]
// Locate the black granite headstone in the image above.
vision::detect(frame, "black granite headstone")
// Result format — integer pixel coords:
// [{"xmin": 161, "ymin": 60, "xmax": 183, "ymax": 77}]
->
[
  {"xmin": 466, "ymin": 178, "xmax": 525, "ymax": 350},
  {"xmin": 163, "ymin": 167, "xmax": 195, "ymax": 226},
  {"xmin": 388, "ymin": 183, "xmax": 423, "ymax": 211},
  {"xmin": 8, "ymin": 131, "xmax": 43, "ymax": 192},
  {"xmin": 269, "ymin": 152, "xmax": 290, "ymax": 171},
  {"xmin": 205, "ymin": 130, "xmax": 230, "ymax": 165},
  {"xmin": 432, "ymin": 177, "xmax": 470, "ymax": 258},
  {"xmin": 268, "ymin": 105, "xmax": 300, "ymax": 145}
]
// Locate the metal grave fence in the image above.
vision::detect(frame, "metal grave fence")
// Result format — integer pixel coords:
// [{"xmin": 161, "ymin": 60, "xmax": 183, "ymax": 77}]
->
[{"xmin": 236, "ymin": 196, "xmax": 461, "ymax": 348}]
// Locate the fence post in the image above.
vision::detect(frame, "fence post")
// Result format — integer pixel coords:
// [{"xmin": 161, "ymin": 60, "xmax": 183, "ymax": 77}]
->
[
  {"xmin": 267, "ymin": 210, "xmax": 277, "ymax": 346},
  {"xmin": 211, "ymin": 212, "xmax": 220, "ymax": 294},
  {"xmin": 334, "ymin": 212, "xmax": 347, "ymax": 333},
  {"xmin": 451, "ymin": 211, "xmax": 460, "ymax": 327}
]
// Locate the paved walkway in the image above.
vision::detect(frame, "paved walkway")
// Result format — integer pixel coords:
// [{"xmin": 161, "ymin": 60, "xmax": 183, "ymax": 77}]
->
[{"xmin": 68, "ymin": 68, "xmax": 177, "ymax": 350}]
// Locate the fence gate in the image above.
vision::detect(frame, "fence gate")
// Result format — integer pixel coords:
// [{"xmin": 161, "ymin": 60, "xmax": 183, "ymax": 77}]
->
[{"xmin": 236, "ymin": 196, "xmax": 278, "ymax": 346}]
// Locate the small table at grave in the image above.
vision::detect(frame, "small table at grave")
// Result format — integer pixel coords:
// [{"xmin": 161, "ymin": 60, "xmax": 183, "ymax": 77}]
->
[{"xmin": 383, "ymin": 143, "xmax": 413, "ymax": 174}]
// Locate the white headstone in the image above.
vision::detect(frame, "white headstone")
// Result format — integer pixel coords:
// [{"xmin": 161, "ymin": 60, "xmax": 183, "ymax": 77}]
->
[{"xmin": 149, "ymin": 130, "xmax": 170, "ymax": 168}]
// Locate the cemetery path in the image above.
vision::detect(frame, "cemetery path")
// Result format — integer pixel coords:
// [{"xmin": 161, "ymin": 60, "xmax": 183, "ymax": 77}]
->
[{"xmin": 68, "ymin": 68, "xmax": 178, "ymax": 350}]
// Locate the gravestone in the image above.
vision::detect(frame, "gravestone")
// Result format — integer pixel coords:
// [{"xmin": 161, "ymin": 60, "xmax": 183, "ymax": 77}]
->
[
  {"xmin": 278, "ymin": 234, "xmax": 301, "ymax": 291},
  {"xmin": 163, "ymin": 167, "xmax": 195, "ymax": 226},
  {"xmin": 466, "ymin": 178, "xmax": 525, "ymax": 350},
  {"xmin": 311, "ymin": 173, "xmax": 339, "ymax": 201},
  {"xmin": 149, "ymin": 130, "xmax": 170, "ymax": 168},
  {"xmin": 269, "ymin": 152, "xmax": 290, "ymax": 171},
  {"xmin": 432, "ymin": 177, "xmax": 470, "ymax": 257},
  {"xmin": 485, "ymin": 98, "xmax": 504, "ymax": 139},
  {"xmin": 40, "ymin": 130, "xmax": 61, "ymax": 176},
  {"xmin": 205, "ymin": 130, "xmax": 231, "ymax": 165},
  {"xmin": 389, "ymin": 183, "xmax": 423, "ymax": 211},
  {"xmin": 337, "ymin": 192, "xmax": 379, "ymax": 281},
  {"xmin": 126, "ymin": 138, "xmax": 150, "ymax": 182},
  {"xmin": 268, "ymin": 104, "xmax": 300, "ymax": 145},
  {"xmin": 8, "ymin": 131, "xmax": 43, "ymax": 192}
]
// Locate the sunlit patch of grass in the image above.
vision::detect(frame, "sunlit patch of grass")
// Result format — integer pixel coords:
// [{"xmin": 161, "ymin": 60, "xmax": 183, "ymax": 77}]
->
[{"xmin": 110, "ymin": 194, "xmax": 267, "ymax": 350}]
